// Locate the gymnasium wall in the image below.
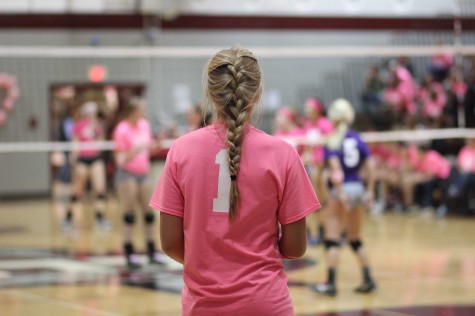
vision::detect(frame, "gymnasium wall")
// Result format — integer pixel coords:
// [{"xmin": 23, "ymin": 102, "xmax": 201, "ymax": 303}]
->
[{"xmin": 0, "ymin": 28, "xmax": 472, "ymax": 196}]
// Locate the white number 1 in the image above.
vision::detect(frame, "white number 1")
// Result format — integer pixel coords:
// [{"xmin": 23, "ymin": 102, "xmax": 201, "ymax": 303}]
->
[{"xmin": 213, "ymin": 149, "xmax": 230, "ymax": 213}]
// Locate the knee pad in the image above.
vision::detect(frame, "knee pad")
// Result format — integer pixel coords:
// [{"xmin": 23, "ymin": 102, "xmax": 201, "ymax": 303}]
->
[
  {"xmin": 96, "ymin": 193, "xmax": 107, "ymax": 201},
  {"xmin": 324, "ymin": 239, "xmax": 340, "ymax": 251},
  {"xmin": 350, "ymin": 240, "xmax": 363, "ymax": 252},
  {"xmin": 123, "ymin": 213, "xmax": 136, "ymax": 225},
  {"xmin": 144, "ymin": 212, "xmax": 155, "ymax": 224}
]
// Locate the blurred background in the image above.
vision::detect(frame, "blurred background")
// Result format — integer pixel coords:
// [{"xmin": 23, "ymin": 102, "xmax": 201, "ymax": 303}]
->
[{"xmin": 0, "ymin": 1, "xmax": 474, "ymax": 316}]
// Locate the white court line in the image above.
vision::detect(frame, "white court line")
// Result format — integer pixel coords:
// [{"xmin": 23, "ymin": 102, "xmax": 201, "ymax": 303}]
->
[{"xmin": 8, "ymin": 290, "xmax": 126, "ymax": 316}]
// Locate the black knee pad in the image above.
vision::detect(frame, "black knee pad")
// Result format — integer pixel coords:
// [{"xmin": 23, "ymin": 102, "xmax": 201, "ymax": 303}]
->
[
  {"xmin": 144, "ymin": 212, "xmax": 155, "ymax": 224},
  {"xmin": 96, "ymin": 193, "xmax": 107, "ymax": 201},
  {"xmin": 123, "ymin": 213, "xmax": 136, "ymax": 225},
  {"xmin": 350, "ymin": 240, "xmax": 363, "ymax": 252},
  {"xmin": 70, "ymin": 195, "xmax": 80, "ymax": 202},
  {"xmin": 324, "ymin": 239, "xmax": 340, "ymax": 251}
]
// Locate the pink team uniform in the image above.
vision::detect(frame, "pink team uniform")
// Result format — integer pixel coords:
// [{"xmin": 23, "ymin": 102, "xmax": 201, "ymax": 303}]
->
[
  {"xmin": 418, "ymin": 82, "xmax": 447, "ymax": 119},
  {"xmin": 274, "ymin": 127, "xmax": 306, "ymax": 155},
  {"xmin": 420, "ymin": 150, "xmax": 451, "ymax": 179},
  {"xmin": 150, "ymin": 124, "xmax": 320, "ymax": 315},
  {"xmin": 303, "ymin": 118, "xmax": 333, "ymax": 163},
  {"xmin": 384, "ymin": 67, "xmax": 417, "ymax": 115},
  {"xmin": 113, "ymin": 118, "xmax": 152, "ymax": 175},
  {"xmin": 457, "ymin": 146, "xmax": 475, "ymax": 173},
  {"xmin": 73, "ymin": 119, "xmax": 103, "ymax": 158}
]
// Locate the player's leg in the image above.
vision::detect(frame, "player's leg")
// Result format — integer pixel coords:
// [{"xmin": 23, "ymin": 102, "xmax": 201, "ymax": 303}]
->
[
  {"xmin": 137, "ymin": 178, "xmax": 161, "ymax": 265},
  {"xmin": 69, "ymin": 162, "xmax": 88, "ymax": 228},
  {"xmin": 312, "ymin": 196, "xmax": 343, "ymax": 296},
  {"xmin": 347, "ymin": 204, "xmax": 377, "ymax": 293},
  {"xmin": 117, "ymin": 176, "xmax": 140, "ymax": 269},
  {"xmin": 90, "ymin": 159, "xmax": 110, "ymax": 230}
]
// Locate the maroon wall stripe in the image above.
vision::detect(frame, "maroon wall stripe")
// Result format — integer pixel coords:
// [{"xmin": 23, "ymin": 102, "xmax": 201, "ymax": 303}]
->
[{"xmin": 0, "ymin": 14, "xmax": 474, "ymax": 31}]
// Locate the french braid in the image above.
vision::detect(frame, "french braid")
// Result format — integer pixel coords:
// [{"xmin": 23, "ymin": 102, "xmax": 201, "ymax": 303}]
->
[{"xmin": 205, "ymin": 48, "xmax": 262, "ymax": 220}]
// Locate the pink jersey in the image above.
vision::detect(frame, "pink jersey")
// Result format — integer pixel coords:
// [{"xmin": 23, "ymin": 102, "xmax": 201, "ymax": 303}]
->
[
  {"xmin": 113, "ymin": 118, "xmax": 152, "ymax": 175},
  {"xmin": 72, "ymin": 118, "xmax": 103, "ymax": 157},
  {"xmin": 150, "ymin": 124, "xmax": 320, "ymax": 315},
  {"xmin": 419, "ymin": 82, "xmax": 447, "ymax": 119},
  {"xmin": 274, "ymin": 126, "xmax": 306, "ymax": 156},
  {"xmin": 457, "ymin": 146, "xmax": 475, "ymax": 173},
  {"xmin": 421, "ymin": 150, "xmax": 451, "ymax": 179},
  {"xmin": 303, "ymin": 117, "xmax": 334, "ymax": 163}
]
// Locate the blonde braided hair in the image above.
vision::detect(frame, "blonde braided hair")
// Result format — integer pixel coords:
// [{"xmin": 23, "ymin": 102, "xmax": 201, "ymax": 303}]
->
[{"xmin": 205, "ymin": 47, "xmax": 262, "ymax": 220}]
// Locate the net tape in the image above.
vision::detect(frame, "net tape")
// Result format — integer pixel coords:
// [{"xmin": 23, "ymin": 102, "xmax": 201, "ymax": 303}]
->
[{"xmin": 1, "ymin": 129, "xmax": 474, "ymax": 153}]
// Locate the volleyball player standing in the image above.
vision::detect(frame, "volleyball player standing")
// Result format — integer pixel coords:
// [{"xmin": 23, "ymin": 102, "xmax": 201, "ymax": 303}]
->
[
  {"xmin": 312, "ymin": 98, "xmax": 377, "ymax": 296},
  {"xmin": 113, "ymin": 97, "xmax": 161, "ymax": 269},
  {"xmin": 150, "ymin": 48, "xmax": 320, "ymax": 315}
]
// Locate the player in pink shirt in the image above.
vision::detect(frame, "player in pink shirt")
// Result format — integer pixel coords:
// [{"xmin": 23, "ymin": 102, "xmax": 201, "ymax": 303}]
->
[
  {"xmin": 69, "ymin": 101, "xmax": 110, "ymax": 231},
  {"xmin": 302, "ymin": 98, "xmax": 334, "ymax": 245},
  {"xmin": 113, "ymin": 97, "xmax": 161, "ymax": 269},
  {"xmin": 273, "ymin": 106, "xmax": 306, "ymax": 155},
  {"xmin": 150, "ymin": 48, "xmax": 320, "ymax": 315}
]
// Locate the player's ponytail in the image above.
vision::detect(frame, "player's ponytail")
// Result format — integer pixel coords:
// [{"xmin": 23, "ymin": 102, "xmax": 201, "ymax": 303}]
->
[
  {"xmin": 327, "ymin": 98, "xmax": 355, "ymax": 150},
  {"xmin": 205, "ymin": 47, "xmax": 262, "ymax": 220}
]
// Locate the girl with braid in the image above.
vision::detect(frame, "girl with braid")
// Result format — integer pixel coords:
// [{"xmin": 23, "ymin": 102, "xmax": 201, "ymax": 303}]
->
[
  {"xmin": 113, "ymin": 97, "xmax": 161, "ymax": 269},
  {"xmin": 312, "ymin": 99, "xmax": 377, "ymax": 296},
  {"xmin": 150, "ymin": 47, "xmax": 320, "ymax": 315}
]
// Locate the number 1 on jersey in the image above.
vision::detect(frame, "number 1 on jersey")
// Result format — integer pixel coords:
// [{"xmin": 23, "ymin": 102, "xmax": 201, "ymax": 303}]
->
[{"xmin": 213, "ymin": 149, "xmax": 230, "ymax": 213}]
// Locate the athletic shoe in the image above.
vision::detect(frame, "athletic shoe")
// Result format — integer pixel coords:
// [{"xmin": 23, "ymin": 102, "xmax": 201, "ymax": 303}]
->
[
  {"xmin": 127, "ymin": 261, "xmax": 142, "ymax": 270},
  {"xmin": 354, "ymin": 280, "xmax": 377, "ymax": 293},
  {"xmin": 311, "ymin": 283, "xmax": 337, "ymax": 296}
]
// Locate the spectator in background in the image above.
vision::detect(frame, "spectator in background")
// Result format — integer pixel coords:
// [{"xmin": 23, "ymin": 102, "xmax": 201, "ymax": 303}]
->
[
  {"xmin": 399, "ymin": 55, "xmax": 415, "ymax": 77},
  {"xmin": 401, "ymin": 144, "xmax": 451, "ymax": 216},
  {"xmin": 449, "ymin": 138, "xmax": 475, "ymax": 215},
  {"xmin": 429, "ymin": 44, "xmax": 454, "ymax": 82},
  {"xmin": 384, "ymin": 61, "xmax": 417, "ymax": 124},
  {"xmin": 445, "ymin": 70, "xmax": 468, "ymax": 128},
  {"xmin": 418, "ymin": 73, "xmax": 447, "ymax": 127},
  {"xmin": 361, "ymin": 65, "xmax": 385, "ymax": 113}
]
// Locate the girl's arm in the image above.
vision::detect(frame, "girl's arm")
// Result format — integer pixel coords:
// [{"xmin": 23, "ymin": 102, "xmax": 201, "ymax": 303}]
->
[
  {"xmin": 160, "ymin": 213, "xmax": 184, "ymax": 264},
  {"xmin": 279, "ymin": 217, "xmax": 307, "ymax": 259}
]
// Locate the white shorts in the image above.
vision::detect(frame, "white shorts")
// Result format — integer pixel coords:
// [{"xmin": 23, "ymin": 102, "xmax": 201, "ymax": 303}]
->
[{"xmin": 331, "ymin": 182, "xmax": 365, "ymax": 208}]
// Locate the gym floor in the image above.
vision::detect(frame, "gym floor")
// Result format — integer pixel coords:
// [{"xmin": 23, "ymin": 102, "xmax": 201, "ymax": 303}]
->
[{"xmin": 0, "ymin": 197, "xmax": 474, "ymax": 316}]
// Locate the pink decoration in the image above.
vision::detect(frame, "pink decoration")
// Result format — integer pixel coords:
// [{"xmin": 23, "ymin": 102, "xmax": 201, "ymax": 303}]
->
[{"xmin": 0, "ymin": 73, "xmax": 19, "ymax": 127}]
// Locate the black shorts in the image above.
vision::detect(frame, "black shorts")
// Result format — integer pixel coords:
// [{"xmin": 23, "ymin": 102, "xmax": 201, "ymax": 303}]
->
[{"xmin": 77, "ymin": 156, "xmax": 103, "ymax": 166}]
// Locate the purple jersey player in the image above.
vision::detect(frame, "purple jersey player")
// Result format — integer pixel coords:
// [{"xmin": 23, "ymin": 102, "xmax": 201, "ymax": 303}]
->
[
  {"xmin": 312, "ymin": 99, "xmax": 377, "ymax": 297},
  {"xmin": 324, "ymin": 130, "xmax": 371, "ymax": 184}
]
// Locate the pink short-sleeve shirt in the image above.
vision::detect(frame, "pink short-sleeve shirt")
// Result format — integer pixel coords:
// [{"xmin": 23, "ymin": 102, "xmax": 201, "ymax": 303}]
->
[
  {"xmin": 113, "ymin": 118, "xmax": 152, "ymax": 175},
  {"xmin": 150, "ymin": 124, "xmax": 320, "ymax": 316},
  {"xmin": 73, "ymin": 119, "xmax": 103, "ymax": 158},
  {"xmin": 457, "ymin": 146, "xmax": 475, "ymax": 173}
]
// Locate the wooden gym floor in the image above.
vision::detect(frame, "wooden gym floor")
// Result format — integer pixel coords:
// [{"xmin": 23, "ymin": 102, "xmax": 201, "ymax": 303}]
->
[{"xmin": 0, "ymin": 196, "xmax": 474, "ymax": 316}]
